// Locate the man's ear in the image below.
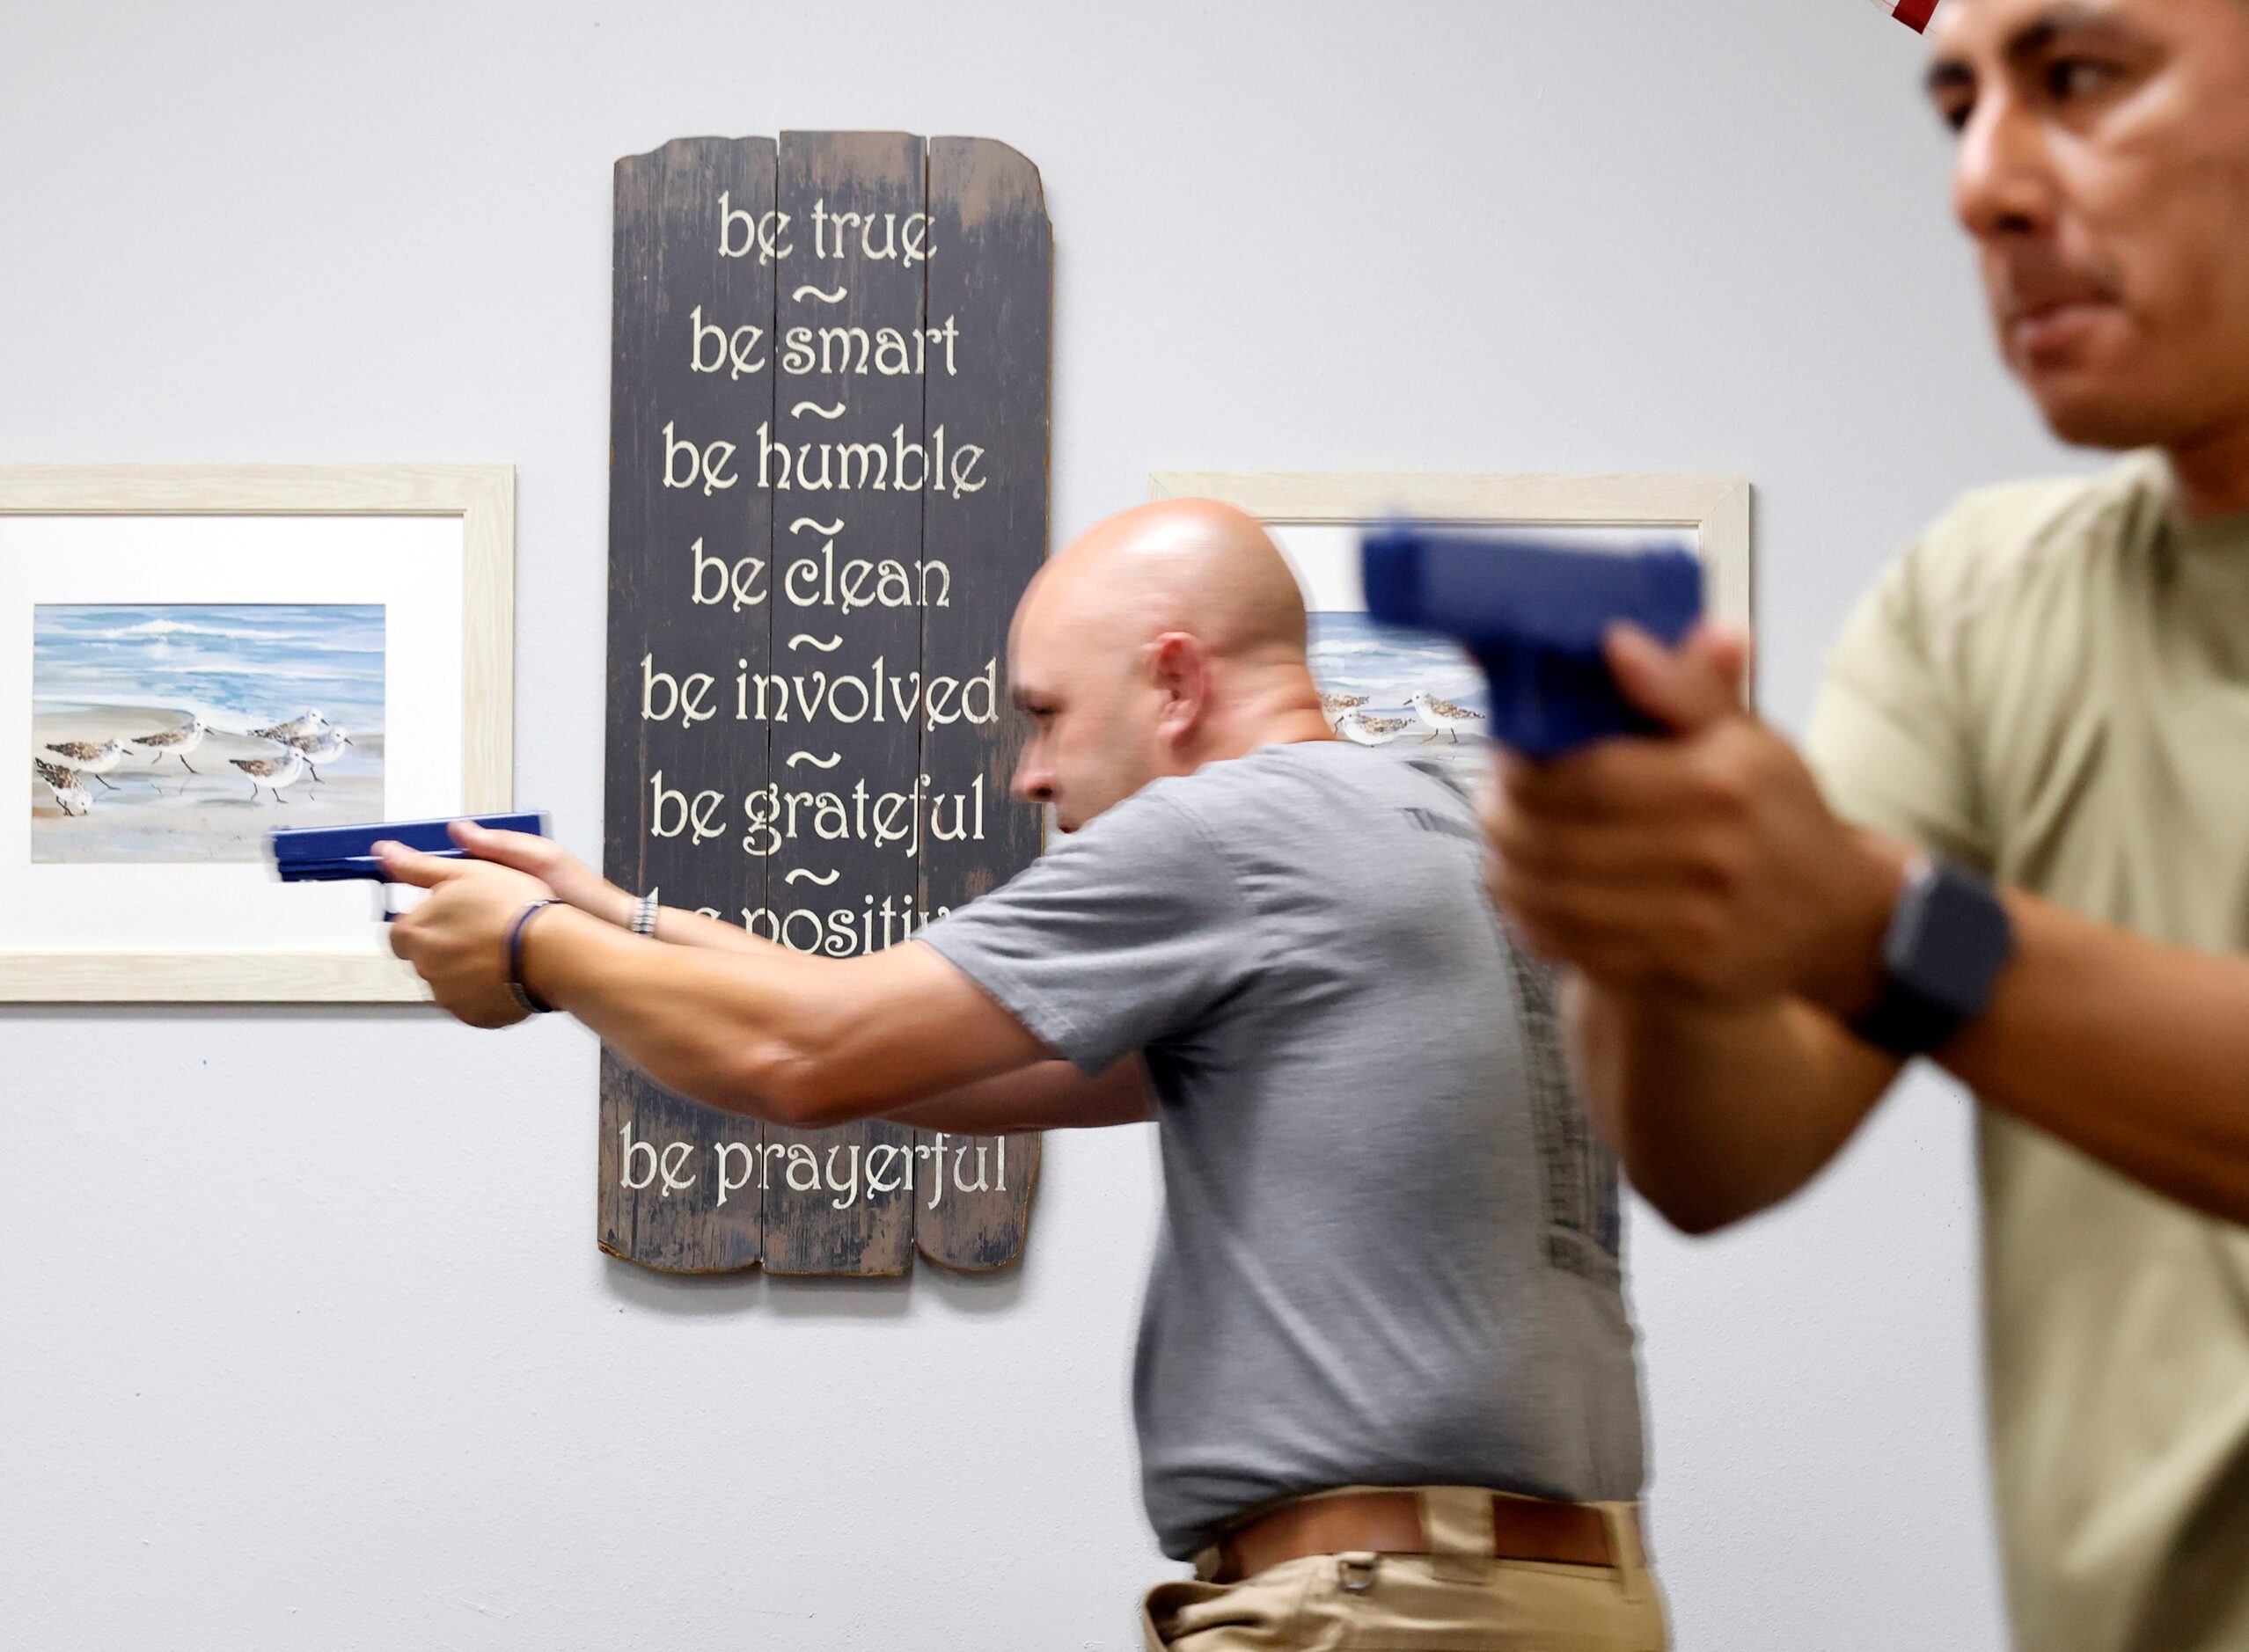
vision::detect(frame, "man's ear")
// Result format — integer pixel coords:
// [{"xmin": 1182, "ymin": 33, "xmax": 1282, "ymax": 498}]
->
[{"xmin": 1148, "ymin": 631, "xmax": 1211, "ymax": 747}]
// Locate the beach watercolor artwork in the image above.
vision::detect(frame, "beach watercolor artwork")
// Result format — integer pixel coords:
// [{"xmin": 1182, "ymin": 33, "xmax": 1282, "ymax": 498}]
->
[
  {"xmin": 1308, "ymin": 610, "xmax": 1489, "ymax": 766},
  {"xmin": 29, "ymin": 603, "xmax": 385, "ymax": 863},
  {"xmin": 1278, "ymin": 517, "xmax": 1702, "ymax": 769}
]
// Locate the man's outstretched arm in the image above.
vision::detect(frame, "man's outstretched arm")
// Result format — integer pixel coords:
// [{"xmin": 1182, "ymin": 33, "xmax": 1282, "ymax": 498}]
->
[
  {"xmin": 437, "ymin": 822, "xmax": 1158, "ymax": 1135},
  {"xmin": 378, "ymin": 837, "xmax": 1123, "ymax": 1131},
  {"xmin": 518, "ymin": 906, "xmax": 1054, "ymax": 1128}
]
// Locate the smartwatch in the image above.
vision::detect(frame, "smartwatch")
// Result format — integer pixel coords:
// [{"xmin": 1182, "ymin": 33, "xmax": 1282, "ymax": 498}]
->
[{"xmin": 1847, "ymin": 854, "xmax": 2015, "ymax": 1057}]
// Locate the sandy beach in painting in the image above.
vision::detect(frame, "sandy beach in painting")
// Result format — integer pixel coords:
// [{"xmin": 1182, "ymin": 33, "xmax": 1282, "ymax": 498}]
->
[
  {"xmin": 30, "ymin": 704, "xmax": 386, "ymax": 862},
  {"xmin": 28, "ymin": 603, "xmax": 387, "ymax": 864}
]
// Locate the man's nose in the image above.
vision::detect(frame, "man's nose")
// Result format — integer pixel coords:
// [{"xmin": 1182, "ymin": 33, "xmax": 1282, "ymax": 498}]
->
[
  {"xmin": 1011, "ymin": 752, "xmax": 1051, "ymax": 804},
  {"xmin": 1953, "ymin": 90, "xmax": 2058, "ymax": 245}
]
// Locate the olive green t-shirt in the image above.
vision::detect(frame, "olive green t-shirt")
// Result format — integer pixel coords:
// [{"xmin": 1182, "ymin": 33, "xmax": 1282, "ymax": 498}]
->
[{"xmin": 1806, "ymin": 452, "xmax": 2249, "ymax": 1652}]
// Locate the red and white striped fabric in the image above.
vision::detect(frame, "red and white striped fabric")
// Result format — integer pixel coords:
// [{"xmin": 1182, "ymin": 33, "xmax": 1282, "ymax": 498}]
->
[{"xmin": 1868, "ymin": 0, "xmax": 1939, "ymax": 30}]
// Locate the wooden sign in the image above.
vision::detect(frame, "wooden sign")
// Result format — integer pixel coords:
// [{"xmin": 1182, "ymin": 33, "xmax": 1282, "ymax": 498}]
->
[{"xmin": 600, "ymin": 132, "xmax": 1051, "ymax": 1275}]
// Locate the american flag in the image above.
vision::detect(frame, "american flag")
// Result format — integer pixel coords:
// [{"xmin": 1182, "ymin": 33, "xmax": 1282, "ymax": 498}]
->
[{"xmin": 1868, "ymin": 0, "xmax": 1939, "ymax": 28}]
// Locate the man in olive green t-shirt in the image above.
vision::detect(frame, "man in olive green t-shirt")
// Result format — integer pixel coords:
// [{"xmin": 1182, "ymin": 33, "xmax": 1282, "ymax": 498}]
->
[{"xmin": 1483, "ymin": 3, "xmax": 2249, "ymax": 1648}]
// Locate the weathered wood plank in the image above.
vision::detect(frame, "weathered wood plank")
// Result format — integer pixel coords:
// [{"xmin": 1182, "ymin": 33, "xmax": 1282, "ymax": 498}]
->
[
  {"xmin": 599, "ymin": 133, "xmax": 1051, "ymax": 1276},
  {"xmin": 755, "ymin": 129, "xmax": 929, "ymax": 1276},
  {"xmin": 597, "ymin": 135, "xmax": 777, "ymax": 1274},
  {"xmin": 915, "ymin": 137, "xmax": 1052, "ymax": 1269}
]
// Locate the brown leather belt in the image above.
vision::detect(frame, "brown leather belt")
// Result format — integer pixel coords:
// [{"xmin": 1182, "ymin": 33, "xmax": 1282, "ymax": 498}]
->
[{"xmin": 1211, "ymin": 1490, "xmax": 1628, "ymax": 1584}]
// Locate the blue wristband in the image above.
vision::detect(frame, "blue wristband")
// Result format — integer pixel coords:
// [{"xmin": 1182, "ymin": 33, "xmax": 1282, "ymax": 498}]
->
[{"xmin": 505, "ymin": 897, "xmax": 560, "ymax": 1014}]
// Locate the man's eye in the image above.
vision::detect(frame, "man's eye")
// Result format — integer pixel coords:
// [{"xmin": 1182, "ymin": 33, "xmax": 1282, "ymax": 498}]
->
[
  {"xmin": 1927, "ymin": 69, "xmax": 1975, "ymax": 135},
  {"xmin": 2048, "ymin": 57, "xmax": 2119, "ymax": 102}
]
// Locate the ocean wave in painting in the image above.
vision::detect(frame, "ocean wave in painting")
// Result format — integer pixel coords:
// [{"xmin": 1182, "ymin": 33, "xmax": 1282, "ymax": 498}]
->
[
  {"xmin": 33, "ymin": 603, "xmax": 386, "ymax": 735},
  {"xmin": 1309, "ymin": 610, "xmax": 1486, "ymax": 712}
]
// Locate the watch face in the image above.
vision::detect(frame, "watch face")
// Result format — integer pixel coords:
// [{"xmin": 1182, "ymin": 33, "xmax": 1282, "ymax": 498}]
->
[{"xmin": 1894, "ymin": 861, "xmax": 2016, "ymax": 1021}]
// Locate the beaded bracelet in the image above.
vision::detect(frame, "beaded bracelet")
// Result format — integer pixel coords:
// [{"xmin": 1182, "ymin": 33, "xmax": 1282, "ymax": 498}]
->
[
  {"xmin": 630, "ymin": 891, "xmax": 659, "ymax": 939},
  {"xmin": 505, "ymin": 897, "xmax": 560, "ymax": 1014}
]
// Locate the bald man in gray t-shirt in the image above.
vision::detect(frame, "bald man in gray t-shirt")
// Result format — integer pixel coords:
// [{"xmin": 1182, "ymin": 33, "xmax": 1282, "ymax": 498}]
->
[
  {"xmin": 921, "ymin": 738, "xmax": 1647, "ymax": 1561},
  {"xmin": 389, "ymin": 497, "xmax": 1666, "ymax": 1648}
]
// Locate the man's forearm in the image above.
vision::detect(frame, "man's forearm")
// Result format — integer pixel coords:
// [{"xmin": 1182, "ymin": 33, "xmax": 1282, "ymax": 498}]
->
[
  {"xmin": 518, "ymin": 910, "xmax": 1054, "ymax": 1129},
  {"xmin": 883, "ymin": 1056, "xmax": 1154, "ymax": 1135},
  {"xmin": 649, "ymin": 904, "xmax": 783, "ymax": 954},
  {"xmin": 1587, "ymin": 879, "xmax": 2249, "ymax": 1233},
  {"xmin": 1942, "ymin": 895, "xmax": 2249, "ymax": 1223},
  {"xmin": 1568, "ymin": 980, "xmax": 1901, "ymax": 1234},
  {"xmin": 1794, "ymin": 838, "xmax": 2249, "ymax": 1222},
  {"xmin": 568, "ymin": 894, "xmax": 1150, "ymax": 1134},
  {"xmin": 524, "ymin": 906, "xmax": 829, "ymax": 1122}
]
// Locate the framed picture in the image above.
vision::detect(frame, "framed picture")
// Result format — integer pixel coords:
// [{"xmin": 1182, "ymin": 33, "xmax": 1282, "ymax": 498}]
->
[
  {"xmin": 0, "ymin": 464, "xmax": 514, "ymax": 1002},
  {"xmin": 1147, "ymin": 471, "xmax": 1753, "ymax": 770}
]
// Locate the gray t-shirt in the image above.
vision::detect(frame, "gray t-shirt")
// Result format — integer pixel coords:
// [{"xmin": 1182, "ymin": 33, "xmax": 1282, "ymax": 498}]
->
[{"xmin": 919, "ymin": 739, "xmax": 1645, "ymax": 1560}]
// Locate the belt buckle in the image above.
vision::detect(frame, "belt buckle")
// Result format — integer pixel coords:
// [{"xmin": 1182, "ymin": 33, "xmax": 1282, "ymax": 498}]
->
[{"xmin": 1337, "ymin": 1551, "xmax": 1380, "ymax": 1595}]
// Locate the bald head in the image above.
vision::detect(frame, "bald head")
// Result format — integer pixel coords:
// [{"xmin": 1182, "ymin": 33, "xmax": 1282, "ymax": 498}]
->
[
  {"xmin": 1006, "ymin": 499, "xmax": 1333, "ymax": 830},
  {"xmin": 1020, "ymin": 498, "xmax": 1309, "ymax": 670}
]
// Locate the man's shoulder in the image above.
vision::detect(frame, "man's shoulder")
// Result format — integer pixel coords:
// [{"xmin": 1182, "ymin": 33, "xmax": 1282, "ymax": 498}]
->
[
  {"xmin": 1147, "ymin": 741, "xmax": 1418, "ymax": 829},
  {"xmin": 1062, "ymin": 778, "xmax": 1205, "ymax": 853},
  {"xmin": 1889, "ymin": 452, "xmax": 2166, "ymax": 633},
  {"xmin": 1808, "ymin": 456, "xmax": 2166, "ymax": 858}
]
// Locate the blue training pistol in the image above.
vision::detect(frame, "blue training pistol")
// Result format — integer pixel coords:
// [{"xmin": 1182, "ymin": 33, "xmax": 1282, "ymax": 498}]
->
[
  {"xmin": 268, "ymin": 813, "xmax": 550, "ymax": 917},
  {"xmin": 1358, "ymin": 523, "xmax": 1703, "ymax": 759}
]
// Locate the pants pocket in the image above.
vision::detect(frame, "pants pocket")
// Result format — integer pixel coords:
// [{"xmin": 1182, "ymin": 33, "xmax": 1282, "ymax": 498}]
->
[{"xmin": 1142, "ymin": 1559, "xmax": 1324, "ymax": 1651}]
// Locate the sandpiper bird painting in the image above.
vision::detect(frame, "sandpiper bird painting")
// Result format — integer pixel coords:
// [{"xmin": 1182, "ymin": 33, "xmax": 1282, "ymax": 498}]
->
[
  {"xmin": 31, "ymin": 603, "xmax": 387, "ymax": 863},
  {"xmin": 36, "ymin": 737, "xmax": 128, "ymax": 790},
  {"xmin": 1408, "ymin": 690, "xmax": 1487, "ymax": 743},
  {"xmin": 33, "ymin": 757, "xmax": 92, "ymax": 818},
  {"xmin": 1304, "ymin": 608, "xmax": 1489, "ymax": 774},
  {"xmin": 280, "ymin": 724, "xmax": 351, "ymax": 784},
  {"xmin": 248, "ymin": 708, "xmax": 331, "ymax": 743},
  {"xmin": 1336, "ymin": 710, "xmax": 1414, "ymax": 747},
  {"xmin": 229, "ymin": 747, "xmax": 308, "ymax": 804},
  {"xmin": 129, "ymin": 713, "xmax": 209, "ymax": 773}
]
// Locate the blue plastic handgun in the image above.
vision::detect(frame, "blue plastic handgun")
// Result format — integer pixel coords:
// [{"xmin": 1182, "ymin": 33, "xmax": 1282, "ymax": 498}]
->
[
  {"xmin": 268, "ymin": 812, "xmax": 549, "ymax": 916},
  {"xmin": 1358, "ymin": 524, "xmax": 1703, "ymax": 758}
]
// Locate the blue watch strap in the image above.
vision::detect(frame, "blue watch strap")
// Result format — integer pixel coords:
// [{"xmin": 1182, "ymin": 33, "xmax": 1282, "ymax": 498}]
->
[{"xmin": 1848, "ymin": 856, "xmax": 2014, "ymax": 1057}]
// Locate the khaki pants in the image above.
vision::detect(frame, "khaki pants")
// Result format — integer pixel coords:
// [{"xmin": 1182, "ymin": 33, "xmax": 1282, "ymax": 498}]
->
[{"xmin": 1143, "ymin": 1488, "xmax": 1668, "ymax": 1651}]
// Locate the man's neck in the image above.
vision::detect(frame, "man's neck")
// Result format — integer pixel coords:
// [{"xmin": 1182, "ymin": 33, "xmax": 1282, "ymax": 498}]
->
[
  {"xmin": 1188, "ymin": 669, "xmax": 1338, "ymax": 765},
  {"xmin": 2166, "ymin": 416, "xmax": 2249, "ymax": 521},
  {"xmin": 1198, "ymin": 709, "xmax": 1338, "ymax": 764}
]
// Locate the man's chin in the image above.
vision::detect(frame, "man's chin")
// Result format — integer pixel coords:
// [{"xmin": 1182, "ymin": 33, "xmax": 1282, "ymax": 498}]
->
[{"xmin": 2024, "ymin": 373, "xmax": 2179, "ymax": 451}]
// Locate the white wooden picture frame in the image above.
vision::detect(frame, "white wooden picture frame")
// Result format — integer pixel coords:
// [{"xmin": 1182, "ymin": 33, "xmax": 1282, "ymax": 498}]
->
[
  {"xmin": 1147, "ymin": 470, "xmax": 1753, "ymax": 635},
  {"xmin": 0, "ymin": 464, "xmax": 514, "ymax": 1002},
  {"xmin": 1147, "ymin": 469, "xmax": 1753, "ymax": 771}
]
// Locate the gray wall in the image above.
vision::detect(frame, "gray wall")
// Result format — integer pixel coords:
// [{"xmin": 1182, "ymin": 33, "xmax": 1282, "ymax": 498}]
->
[{"xmin": 2, "ymin": 2, "xmax": 2084, "ymax": 1645}]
